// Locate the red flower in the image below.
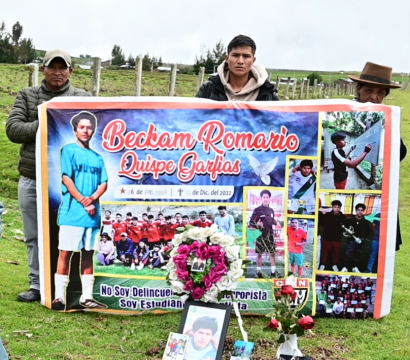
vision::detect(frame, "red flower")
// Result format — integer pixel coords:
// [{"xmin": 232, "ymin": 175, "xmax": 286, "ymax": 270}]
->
[
  {"xmin": 177, "ymin": 245, "xmax": 192, "ymax": 256},
  {"xmin": 291, "ymin": 292, "xmax": 297, "ymax": 300},
  {"xmin": 281, "ymin": 285, "xmax": 294, "ymax": 295},
  {"xmin": 196, "ymin": 243, "xmax": 210, "ymax": 259},
  {"xmin": 298, "ymin": 316, "xmax": 315, "ymax": 330},
  {"xmin": 176, "ymin": 270, "xmax": 190, "ymax": 281},
  {"xmin": 183, "ymin": 279, "xmax": 194, "ymax": 291},
  {"xmin": 202, "ymin": 274, "xmax": 213, "ymax": 290},
  {"xmin": 192, "ymin": 287, "xmax": 205, "ymax": 300},
  {"xmin": 267, "ymin": 318, "xmax": 280, "ymax": 330}
]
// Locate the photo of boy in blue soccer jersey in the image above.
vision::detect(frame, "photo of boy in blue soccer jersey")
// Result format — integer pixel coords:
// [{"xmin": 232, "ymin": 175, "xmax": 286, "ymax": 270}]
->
[{"xmin": 52, "ymin": 111, "xmax": 108, "ymax": 311}]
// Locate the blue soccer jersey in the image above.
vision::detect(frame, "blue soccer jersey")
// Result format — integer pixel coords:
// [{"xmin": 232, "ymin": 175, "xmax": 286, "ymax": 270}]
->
[{"xmin": 58, "ymin": 143, "xmax": 108, "ymax": 228}]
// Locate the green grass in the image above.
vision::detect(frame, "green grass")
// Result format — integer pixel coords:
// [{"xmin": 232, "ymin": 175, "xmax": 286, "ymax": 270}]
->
[{"xmin": 1, "ymin": 64, "xmax": 410, "ymax": 359}]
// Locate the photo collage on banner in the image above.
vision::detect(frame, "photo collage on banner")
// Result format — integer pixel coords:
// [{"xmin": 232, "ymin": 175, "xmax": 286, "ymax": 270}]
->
[
  {"xmin": 315, "ymin": 110, "xmax": 384, "ymax": 319},
  {"xmin": 37, "ymin": 99, "xmax": 394, "ymax": 318}
]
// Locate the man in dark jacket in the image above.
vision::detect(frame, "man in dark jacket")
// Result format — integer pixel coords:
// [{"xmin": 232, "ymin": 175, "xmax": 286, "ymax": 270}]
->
[
  {"xmin": 196, "ymin": 35, "xmax": 279, "ymax": 101},
  {"xmin": 6, "ymin": 49, "xmax": 91, "ymax": 302}
]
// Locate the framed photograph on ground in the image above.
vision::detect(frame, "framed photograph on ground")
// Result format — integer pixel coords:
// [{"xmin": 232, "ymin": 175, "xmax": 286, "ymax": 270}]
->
[
  {"xmin": 163, "ymin": 332, "xmax": 190, "ymax": 360},
  {"xmin": 179, "ymin": 301, "xmax": 232, "ymax": 360}
]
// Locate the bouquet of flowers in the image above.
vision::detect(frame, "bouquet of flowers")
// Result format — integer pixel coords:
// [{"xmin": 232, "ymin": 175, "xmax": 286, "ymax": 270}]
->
[
  {"xmin": 264, "ymin": 283, "xmax": 315, "ymax": 342},
  {"xmin": 166, "ymin": 224, "xmax": 244, "ymax": 303}
]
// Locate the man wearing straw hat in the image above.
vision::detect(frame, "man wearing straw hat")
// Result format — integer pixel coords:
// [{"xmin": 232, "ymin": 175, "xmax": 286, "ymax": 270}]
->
[{"xmin": 348, "ymin": 62, "xmax": 405, "ymax": 250}]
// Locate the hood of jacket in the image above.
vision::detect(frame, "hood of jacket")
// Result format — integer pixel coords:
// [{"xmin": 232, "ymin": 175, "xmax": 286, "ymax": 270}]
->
[{"xmin": 217, "ymin": 60, "xmax": 269, "ymax": 100}]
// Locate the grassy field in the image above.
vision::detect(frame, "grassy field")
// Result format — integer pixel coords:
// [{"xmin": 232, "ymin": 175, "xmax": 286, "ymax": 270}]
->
[{"xmin": 0, "ymin": 64, "xmax": 409, "ymax": 360}]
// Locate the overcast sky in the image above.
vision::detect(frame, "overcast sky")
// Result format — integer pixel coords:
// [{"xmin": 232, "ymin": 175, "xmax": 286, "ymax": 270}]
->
[{"xmin": 2, "ymin": 0, "xmax": 409, "ymax": 72}]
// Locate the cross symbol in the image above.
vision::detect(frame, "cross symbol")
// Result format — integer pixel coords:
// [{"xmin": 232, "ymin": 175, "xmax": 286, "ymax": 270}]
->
[{"xmin": 177, "ymin": 188, "xmax": 183, "ymax": 196}]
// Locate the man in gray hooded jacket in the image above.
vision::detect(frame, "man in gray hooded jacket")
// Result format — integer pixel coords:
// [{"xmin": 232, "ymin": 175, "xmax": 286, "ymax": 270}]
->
[
  {"xmin": 196, "ymin": 35, "xmax": 279, "ymax": 101},
  {"xmin": 6, "ymin": 49, "xmax": 91, "ymax": 302}
]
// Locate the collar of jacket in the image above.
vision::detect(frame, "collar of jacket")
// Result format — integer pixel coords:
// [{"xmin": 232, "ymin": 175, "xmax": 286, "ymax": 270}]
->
[{"xmin": 41, "ymin": 79, "xmax": 71, "ymax": 93}]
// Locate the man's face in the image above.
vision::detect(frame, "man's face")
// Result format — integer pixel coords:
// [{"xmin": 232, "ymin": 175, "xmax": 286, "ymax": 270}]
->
[
  {"xmin": 120, "ymin": 235, "xmax": 127, "ymax": 242},
  {"xmin": 200, "ymin": 214, "xmax": 207, "ymax": 221},
  {"xmin": 357, "ymin": 84, "xmax": 388, "ymax": 104},
  {"xmin": 335, "ymin": 138, "xmax": 346, "ymax": 148},
  {"xmin": 131, "ymin": 219, "xmax": 138, "ymax": 225},
  {"xmin": 105, "ymin": 211, "xmax": 111, "ymax": 218},
  {"xmin": 148, "ymin": 218, "xmax": 154, "ymax": 224},
  {"xmin": 218, "ymin": 209, "xmax": 226, "ymax": 217},
  {"xmin": 225, "ymin": 46, "xmax": 255, "ymax": 78},
  {"xmin": 332, "ymin": 205, "xmax": 341, "ymax": 215},
  {"xmin": 193, "ymin": 328, "xmax": 213, "ymax": 349},
  {"xmin": 182, "ymin": 218, "xmax": 189, "ymax": 225},
  {"xmin": 301, "ymin": 166, "xmax": 312, "ymax": 176},
  {"xmin": 75, "ymin": 119, "xmax": 94, "ymax": 145},
  {"xmin": 290, "ymin": 220, "xmax": 299, "ymax": 229},
  {"xmin": 143, "ymin": 215, "xmax": 148, "ymax": 221},
  {"xmin": 41, "ymin": 58, "xmax": 72, "ymax": 91},
  {"xmin": 175, "ymin": 214, "xmax": 181, "ymax": 222},
  {"xmin": 356, "ymin": 207, "xmax": 365, "ymax": 218},
  {"xmin": 261, "ymin": 194, "xmax": 270, "ymax": 206},
  {"xmin": 158, "ymin": 215, "xmax": 164, "ymax": 221},
  {"xmin": 116, "ymin": 215, "xmax": 122, "ymax": 222}
]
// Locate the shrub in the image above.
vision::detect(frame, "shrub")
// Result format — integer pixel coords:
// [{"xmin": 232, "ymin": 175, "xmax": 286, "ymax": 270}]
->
[{"xmin": 307, "ymin": 71, "xmax": 323, "ymax": 86}]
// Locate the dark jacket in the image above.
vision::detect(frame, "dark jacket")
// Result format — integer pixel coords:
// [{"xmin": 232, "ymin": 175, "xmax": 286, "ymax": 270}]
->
[
  {"xmin": 196, "ymin": 74, "xmax": 280, "ymax": 101},
  {"xmin": 6, "ymin": 80, "xmax": 91, "ymax": 180}
]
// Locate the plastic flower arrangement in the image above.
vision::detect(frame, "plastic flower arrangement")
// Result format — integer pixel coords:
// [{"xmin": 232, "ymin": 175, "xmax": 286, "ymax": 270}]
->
[
  {"xmin": 166, "ymin": 224, "xmax": 244, "ymax": 303},
  {"xmin": 264, "ymin": 284, "xmax": 315, "ymax": 342}
]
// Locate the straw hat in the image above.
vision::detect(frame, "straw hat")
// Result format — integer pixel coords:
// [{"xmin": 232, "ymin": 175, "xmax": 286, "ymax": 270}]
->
[{"xmin": 348, "ymin": 62, "xmax": 401, "ymax": 88}]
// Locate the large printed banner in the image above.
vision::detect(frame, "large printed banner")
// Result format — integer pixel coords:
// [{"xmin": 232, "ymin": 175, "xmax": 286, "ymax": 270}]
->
[{"xmin": 37, "ymin": 98, "xmax": 400, "ymax": 319}]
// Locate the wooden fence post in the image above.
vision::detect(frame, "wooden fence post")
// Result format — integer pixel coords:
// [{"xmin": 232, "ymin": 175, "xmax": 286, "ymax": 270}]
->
[
  {"xmin": 299, "ymin": 79, "xmax": 305, "ymax": 99},
  {"xmin": 330, "ymin": 83, "xmax": 334, "ymax": 98},
  {"xmin": 305, "ymin": 79, "xmax": 310, "ymax": 99},
  {"xmin": 168, "ymin": 64, "xmax": 177, "ymax": 96},
  {"xmin": 284, "ymin": 77, "xmax": 291, "ymax": 99},
  {"xmin": 196, "ymin": 66, "xmax": 205, "ymax": 92},
  {"xmin": 92, "ymin": 57, "xmax": 101, "ymax": 96},
  {"xmin": 275, "ymin": 76, "xmax": 280, "ymax": 92},
  {"xmin": 318, "ymin": 83, "xmax": 323, "ymax": 98},
  {"xmin": 135, "ymin": 56, "xmax": 143, "ymax": 96},
  {"xmin": 403, "ymin": 77, "xmax": 410, "ymax": 91},
  {"xmin": 313, "ymin": 79, "xmax": 317, "ymax": 98},
  {"xmin": 336, "ymin": 83, "xmax": 340, "ymax": 96},
  {"xmin": 28, "ymin": 64, "xmax": 39, "ymax": 87},
  {"xmin": 292, "ymin": 79, "xmax": 298, "ymax": 100}
]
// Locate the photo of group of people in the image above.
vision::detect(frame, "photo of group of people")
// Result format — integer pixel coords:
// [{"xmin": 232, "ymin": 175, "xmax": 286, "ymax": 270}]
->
[
  {"xmin": 316, "ymin": 274, "xmax": 376, "ymax": 319},
  {"xmin": 96, "ymin": 204, "xmax": 243, "ymax": 275},
  {"xmin": 317, "ymin": 193, "xmax": 382, "ymax": 274}
]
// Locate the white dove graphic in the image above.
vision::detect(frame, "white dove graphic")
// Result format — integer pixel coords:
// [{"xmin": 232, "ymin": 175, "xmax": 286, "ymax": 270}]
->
[{"xmin": 247, "ymin": 155, "xmax": 279, "ymax": 185}]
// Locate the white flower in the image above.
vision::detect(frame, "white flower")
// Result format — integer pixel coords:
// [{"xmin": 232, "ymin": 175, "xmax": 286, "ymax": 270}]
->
[
  {"xmin": 187, "ymin": 227, "xmax": 203, "ymax": 240},
  {"xmin": 170, "ymin": 280, "xmax": 185, "ymax": 294},
  {"xmin": 228, "ymin": 268, "xmax": 244, "ymax": 281},
  {"xmin": 203, "ymin": 285, "xmax": 219, "ymax": 303},
  {"xmin": 225, "ymin": 245, "xmax": 240, "ymax": 261},
  {"xmin": 228, "ymin": 260, "xmax": 244, "ymax": 280},
  {"xmin": 172, "ymin": 234, "xmax": 184, "ymax": 246},
  {"xmin": 230, "ymin": 259, "xmax": 243, "ymax": 271},
  {"xmin": 180, "ymin": 294, "xmax": 189, "ymax": 303},
  {"xmin": 168, "ymin": 269, "xmax": 179, "ymax": 280},
  {"xmin": 216, "ymin": 276, "xmax": 238, "ymax": 291},
  {"xmin": 209, "ymin": 232, "xmax": 224, "ymax": 245},
  {"xmin": 202, "ymin": 226, "xmax": 216, "ymax": 238},
  {"xmin": 218, "ymin": 235, "xmax": 235, "ymax": 248},
  {"xmin": 169, "ymin": 248, "xmax": 179, "ymax": 258}
]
